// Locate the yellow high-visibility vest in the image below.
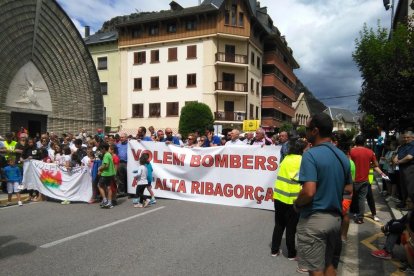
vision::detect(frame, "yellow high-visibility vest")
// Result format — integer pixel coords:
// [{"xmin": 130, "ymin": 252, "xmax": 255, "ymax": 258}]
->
[
  {"xmin": 369, "ymin": 168, "xmax": 374, "ymax": 184},
  {"xmin": 273, "ymin": 154, "xmax": 302, "ymax": 205},
  {"xmin": 3, "ymin": 140, "xmax": 17, "ymax": 160}
]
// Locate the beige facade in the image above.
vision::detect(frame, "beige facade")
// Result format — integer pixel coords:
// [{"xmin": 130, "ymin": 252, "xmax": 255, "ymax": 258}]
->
[
  {"xmin": 86, "ymin": 34, "xmax": 121, "ymax": 132},
  {"xmin": 292, "ymin": 93, "xmax": 311, "ymax": 127}
]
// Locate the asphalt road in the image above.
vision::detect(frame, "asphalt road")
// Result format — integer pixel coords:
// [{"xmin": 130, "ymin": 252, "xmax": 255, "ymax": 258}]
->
[
  {"xmin": 0, "ymin": 198, "xmax": 301, "ymax": 275},
  {"xmin": 0, "ymin": 189, "xmax": 406, "ymax": 276}
]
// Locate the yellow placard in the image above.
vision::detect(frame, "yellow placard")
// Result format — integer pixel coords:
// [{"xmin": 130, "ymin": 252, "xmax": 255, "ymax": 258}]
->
[{"xmin": 243, "ymin": 120, "xmax": 260, "ymax": 131}]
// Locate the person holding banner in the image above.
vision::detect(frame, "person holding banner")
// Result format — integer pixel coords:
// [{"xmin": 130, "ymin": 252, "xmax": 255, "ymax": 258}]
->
[{"xmin": 271, "ymin": 138, "xmax": 308, "ymax": 259}]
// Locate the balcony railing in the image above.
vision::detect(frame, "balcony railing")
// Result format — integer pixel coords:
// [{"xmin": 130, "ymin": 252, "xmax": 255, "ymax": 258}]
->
[
  {"xmin": 215, "ymin": 52, "xmax": 248, "ymax": 64},
  {"xmin": 215, "ymin": 111, "xmax": 246, "ymax": 121},
  {"xmin": 215, "ymin": 81, "xmax": 247, "ymax": 92}
]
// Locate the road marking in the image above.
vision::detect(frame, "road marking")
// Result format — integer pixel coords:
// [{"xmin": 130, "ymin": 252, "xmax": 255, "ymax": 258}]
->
[
  {"xmin": 40, "ymin": 206, "xmax": 165, "ymax": 248},
  {"xmin": 361, "ymin": 232, "xmax": 405, "ymax": 275}
]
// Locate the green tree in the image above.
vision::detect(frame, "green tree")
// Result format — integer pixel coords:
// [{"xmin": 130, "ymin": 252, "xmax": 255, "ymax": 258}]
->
[
  {"xmin": 353, "ymin": 18, "xmax": 414, "ymax": 131},
  {"xmin": 178, "ymin": 102, "xmax": 214, "ymax": 138},
  {"xmin": 279, "ymin": 122, "xmax": 293, "ymax": 133},
  {"xmin": 359, "ymin": 114, "xmax": 379, "ymax": 149}
]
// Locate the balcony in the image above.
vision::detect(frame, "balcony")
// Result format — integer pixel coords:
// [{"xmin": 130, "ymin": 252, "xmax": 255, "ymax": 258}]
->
[
  {"xmin": 215, "ymin": 81, "xmax": 247, "ymax": 95},
  {"xmin": 214, "ymin": 111, "xmax": 246, "ymax": 122},
  {"xmin": 215, "ymin": 52, "xmax": 248, "ymax": 67}
]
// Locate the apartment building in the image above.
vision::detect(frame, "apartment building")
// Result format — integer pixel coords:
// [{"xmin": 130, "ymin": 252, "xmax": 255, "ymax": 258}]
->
[
  {"xmin": 84, "ymin": 0, "xmax": 299, "ymax": 133},
  {"xmin": 85, "ymin": 30, "xmax": 121, "ymax": 132}
]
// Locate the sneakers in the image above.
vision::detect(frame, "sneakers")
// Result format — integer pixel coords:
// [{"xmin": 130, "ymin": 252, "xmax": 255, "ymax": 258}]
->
[
  {"xmin": 100, "ymin": 200, "xmax": 108, "ymax": 208},
  {"xmin": 371, "ymin": 249, "xmax": 392, "ymax": 260},
  {"xmin": 18, "ymin": 201, "xmax": 23, "ymax": 206},
  {"xmin": 373, "ymin": 215, "xmax": 381, "ymax": 222},
  {"xmin": 271, "ymin": 249, "xmax": 282, "ymax": 257},
  {"xmin": 134, "ymin": 203, "xmax": 143, "ymax": 208},
  {"xmin": 143, "ymin": 199, "xmax": 150, "ymax": 208},
  {"xmin": 102, "ymin": 202, "xmax": 114, "ymax": 209},
  {"xmin": 399, "ymin": 264, "xmax": 414, "ymax": 273},
  {"xmin": 354, "ymin": 217, "xmax": 364, "ymax": 224},
  {"xmin": 149, "ymin": 198, "xmax": 156, "ymax": 205},
  {"xmin": 392, "ymin": 197, "xmax": 402, "ymax": 204},
  {"xmin": 296, "ymin": 267, "xmax": 309, "ymax": 274},
  {"xmin": 61, "ymin": 200, "xmax": 70, "ymax": 205},
  {"xmin": 288, "ymin": 256, "xmax": 298, "ymax": 261}
]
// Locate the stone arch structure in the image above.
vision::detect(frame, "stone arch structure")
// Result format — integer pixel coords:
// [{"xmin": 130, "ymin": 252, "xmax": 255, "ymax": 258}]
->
[{"xmin": 0, "ymin": 0, "xmax": 103, "ymax": 136}]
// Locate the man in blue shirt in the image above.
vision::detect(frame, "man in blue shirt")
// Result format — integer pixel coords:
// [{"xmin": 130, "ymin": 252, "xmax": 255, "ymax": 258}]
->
[
  {"xmin": 164, "ymin": 128, "xmax": 180, "ymax": 145},
  {"xmin": 116, "ymin": 133, "xmax": 128, "ymax": 194},
  {"xmin": 136, "ymin": 126, "xmax": 152, "ymax": 141},
  {"xmin": 203, "ymin": 126, "xmax": 221, "ymax": 147},
  {"xmin": 294, "ymin": 112, "xmax": 353, "ymax": 275}
]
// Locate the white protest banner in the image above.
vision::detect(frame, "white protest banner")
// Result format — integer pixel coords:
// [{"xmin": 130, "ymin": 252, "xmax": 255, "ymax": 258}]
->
[
  {"xmin": 127, "ymin": 141, "xmax": 281, "ymax": 210},
  {"xmin": 22, "ymin": 160, "xmax": 92, "ymax": 202}
]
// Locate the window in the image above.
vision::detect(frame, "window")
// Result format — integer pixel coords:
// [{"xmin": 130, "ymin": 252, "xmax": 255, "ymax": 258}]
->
[
  {"xmin": 131, "ymin": 28, "xmax": 141, "ymax": 38},
  {"xmin": 238, "ymin": 12, "xmax": 244, "ymax": 26},
  {"xmin": 225, "ymin": 10, "xmax": 230, "ymax": 25},
  {"xmin": 149, "ymin": 103, "xmax": 161, "ymax": 117},
  {"xmin": 167, "ymin": 23, "xmax": 177, "ymax": 33},
  {"xmin": 100, "ymin": 82, "xmax": 108, "ymax": 95},
  {"xmin": 168, "ymin": 47, "xmax": 177, "ymax": 61},
  {"xmin": 257, "ymin": 57, "xmax": 261, "ymax": 69},
  {"xmin": 151, "ymin": 50, "xmax": 159, "ymax": 63},
  {"xmin": 168, "ymin": 75, "xmax": 177, "ymax": 88},
  {"xmin": 231, "ymin": 5, "xmax": 237, "ymax": 26},
  {"xmin": 250, "ymin": 52, "xmax": 255, "ymax": 65},
  {"xmin": 187, "ymin": 74, "xmax": 196, "ymax": 87},
  {"xmin": 256, "ymin": 81, "xmax": 260, "ymax": 96},
  {"xmin": 149, "ymin": 25, "xmax": 159, "ymax": 35},
  {"xmin": 134, "ymin": 78, "xmax": 142, "ymax": 90},
  {"xmin": 150, "ymin": 77, "xmax": 159, "ymax": 89},
  {"xmin": 167, "ymin": 102, "xmax": 179, "ymax": 116},
  {"xmin": 97, "ymin": 57, "xmax": 107, "ymax": 70},
  {"xmin": 134, "ymin": 51, "xmax": 146, "ymax": 64},
  {"xmin": 187, "ymin": 45, "xmax": 197, "ymax": 59},
  {"xmin": 132, "ymin": 104, "xmax": 143, "ymax": 118},
  {"xmin": 186, "ymin": 20, "xmax": 197, "ymax": 30},
  {"xmin": 250, "ymin": 78, "xmax": 254, "ymax": 93},
  {"xmin": 250, "ymin": 104, "xmax": 254, "ymax": 119},
  {"xmin": 256, "ymin": 106, "xmax": 259, "ymax": 119}
]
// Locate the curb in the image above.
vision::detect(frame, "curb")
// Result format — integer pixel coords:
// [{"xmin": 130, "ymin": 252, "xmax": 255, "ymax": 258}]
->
[{"xmin": 374, "ymin": 174, "xmax": 405, "ymax": 220}]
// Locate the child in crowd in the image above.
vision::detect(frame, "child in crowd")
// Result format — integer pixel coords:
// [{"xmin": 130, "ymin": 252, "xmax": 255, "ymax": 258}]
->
[
  {"xmin": 110, "ymin": 144, "xmax": 119, "ymax": 205},
  {"xmin": 3, "ymin": 157, "xmax": 23, "ymax": 206},
  {"xmin": 97, "ymin": 143, "xmax": 116, "ymax": 209},
  {"xmin": 133, "ymin": 155, "xmax": 150, "ymax": 208},
  {"xmin": 22, "ymin": 138, "xmax": 41, "ymax": 201},
  {"xmin": 141, "ymin": 153, "xmax": 156, "ymax": 205},
  {"xmin": 89, "ymin": 147, "xmax": 102, "ymax": 204}
]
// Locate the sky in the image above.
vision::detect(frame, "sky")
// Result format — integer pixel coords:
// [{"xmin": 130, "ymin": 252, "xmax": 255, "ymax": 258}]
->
[{"xmin": 57, "ymin": 0, "xmax": 392, "ymax": 111}]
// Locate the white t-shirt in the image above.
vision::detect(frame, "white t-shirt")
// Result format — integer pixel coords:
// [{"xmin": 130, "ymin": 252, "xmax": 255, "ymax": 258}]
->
[
  {"xmin": 225, "ymin": 139, "xmax": 244, "ymax": 146},
  {"xmin": 81, "ymin": 155, "xmax": 91, "ymax": 167},
  {"xmin": 135, "ymin": 165, "xmax": 148, "ymax": 185}
]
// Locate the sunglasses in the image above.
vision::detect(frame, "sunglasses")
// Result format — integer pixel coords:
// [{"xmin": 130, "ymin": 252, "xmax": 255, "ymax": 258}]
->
[{"xmin": 166, "ymin": 132, "xmax": 172, "ymax": 134}]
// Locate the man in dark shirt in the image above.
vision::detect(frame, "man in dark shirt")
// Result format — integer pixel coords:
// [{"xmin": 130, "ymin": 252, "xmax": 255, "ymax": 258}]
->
[
  {"xmin": 394, "ymin": 131, "xmax": 414, "ymax": 209},
  {"xmin": 116, "ymin": 133, "xmax": 128, "ymax": 194}
]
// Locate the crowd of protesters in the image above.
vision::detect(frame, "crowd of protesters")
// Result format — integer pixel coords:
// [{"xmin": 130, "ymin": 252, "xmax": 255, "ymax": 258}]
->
[{"xmin": 1, "ymin": 119, "xmax": 414, "ymax": 274}]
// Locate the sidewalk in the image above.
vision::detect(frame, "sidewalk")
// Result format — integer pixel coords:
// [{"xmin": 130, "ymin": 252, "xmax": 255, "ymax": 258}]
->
[
  {"xmin": 374, "ymin": 173, "xmax": 407, "ymax": 220},
  {"xmin": 0, "ymin": 192, "xmax": 30, "ymax": 207}
]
